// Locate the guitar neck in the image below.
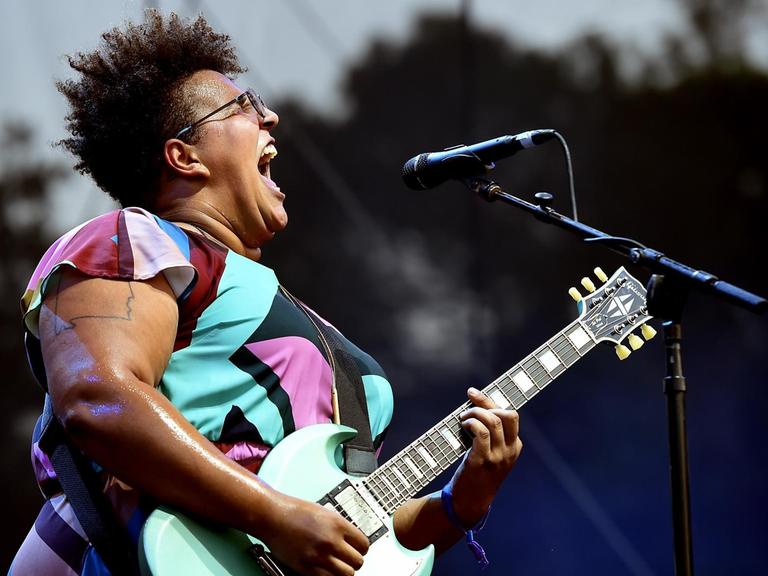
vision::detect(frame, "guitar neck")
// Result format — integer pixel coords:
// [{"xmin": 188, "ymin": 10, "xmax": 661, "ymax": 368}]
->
[{"xmin": 362, "ymin": 318, "xmax": 597, "ymax": 514}]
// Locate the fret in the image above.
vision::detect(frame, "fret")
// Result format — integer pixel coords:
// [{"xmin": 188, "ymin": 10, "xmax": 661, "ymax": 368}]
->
[
  {"xmin": 486, "ymin": 385, "xmax": 512, "ymax": 409},
  {"xmin": 366, "ymin": 477, "xmax": 391, "ymax": 510},
  {"xmin": 382, "ymin": 467, "xmax": 402, "ymax": 494},
  {"xmin": 538, "ymin": 346, "xmax": 565, "ymax": 378},
  {"xmin": 552, "ymin": 334, "xmax": 579, "ymax": 366},
  {"xmin": 422, "ymin": 430, "xmax": 443, "ymax": 460},
  {"xmin": 435, "ymin": 423, "xmax": 462, "ymax": 457},
  {"xmin": 403, "ymin": 454, "xmax": 425, "ymax": 480},
  {"xmin": 440, "ymin": 425, "xmax": 462, "ymax": 452},
  {"xmin": 498, "ymin": 372, "xmax": 526, "ymax": 409},
  {"xmin": 423, "ymin": 430, "xmax": 450, "ymax": 470},
  {"xmin": 391, "ymin": 466, "xmax": 411, "ymax": 489},
  {"xmin": 566, "ymin": 322, "xmax": 594, "ymax": 351},
  {"xmin": 521, "ymin": 357, "xmax": 549, "ymax": 390},
  {"xmin": 398, "ymin": 455, "xmax": 423, "ymax": 488},
  {"xmin": 372, "ymin": 470, "xmax": 400, "ymax": 512},
  {"xmin": 380, "ymin": 474, "xmax": 399, "ymax": 503},
  {"xmin": 510, "ymin": 367, "xmax": 535, "ymax": 394},
  {"xmin": 416, "ymin": 442, "xmax": 438, "ymax": 469}
]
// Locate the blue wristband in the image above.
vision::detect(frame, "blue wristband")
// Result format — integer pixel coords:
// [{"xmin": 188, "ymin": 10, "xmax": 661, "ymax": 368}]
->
[{"xmin": 440, "ymin": 484, "xmax": 490, "ymax": 569}]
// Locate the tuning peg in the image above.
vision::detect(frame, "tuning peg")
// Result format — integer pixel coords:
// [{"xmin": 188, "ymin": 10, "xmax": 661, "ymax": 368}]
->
[
  {"xmin": 581, "ymin": 277, "xmax": 596, "ymax": 293},
  {"xmin": 615, "ymin": 344, "xmax": 632, "ymax": 360},
  {"xmin": 627, "ymin": 333, "xmax": 644, "ymax": 350},
  {"xmin": 594, "ymin": 267, "xmax": 608, "ymax": 283},
  {"xmin": 569, "ymin": 287, "xmax": 582, "ymax": 302},
  {"xmin": 641, "ymin": 324, "xmax": 657, "ymax": 341}
]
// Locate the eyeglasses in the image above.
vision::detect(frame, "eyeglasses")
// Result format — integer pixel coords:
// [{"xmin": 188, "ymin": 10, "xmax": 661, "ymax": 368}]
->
[{"xmin": 174, "ymin": 89, "xmax": 267, "ymax": 140}]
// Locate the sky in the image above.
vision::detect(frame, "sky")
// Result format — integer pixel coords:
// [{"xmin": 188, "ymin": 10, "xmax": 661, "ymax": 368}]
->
[{"xmin": 0, "ymin": 0, "xmax": 705, "ymax": 233}]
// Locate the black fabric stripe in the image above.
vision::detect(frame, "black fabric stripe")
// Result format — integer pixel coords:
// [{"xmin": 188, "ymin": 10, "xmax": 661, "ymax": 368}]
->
[
  {"xmin": 219, "ymin": 405, "xmax": 266, "ymax": 445},
  {"xmin": 229, "ymin": 346, "xmax": 296, "ymax": 438},
  {"xmin": 373, "ymin": 426, "xmax": 389, "ymax": 451},
  {"xmin": 34, "ymin": 499, "xmax": 89, "ymax": 573}
]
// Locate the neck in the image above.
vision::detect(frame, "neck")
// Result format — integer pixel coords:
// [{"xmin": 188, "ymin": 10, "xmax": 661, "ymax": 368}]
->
[{"xmin": 156, "ymin": 194, "xmax": 264, "ymax": 262}]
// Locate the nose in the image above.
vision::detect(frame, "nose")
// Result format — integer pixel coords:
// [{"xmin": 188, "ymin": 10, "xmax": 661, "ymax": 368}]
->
[{"xmin": 261, "ymin": 106, "xmax": 279, "ymax": 130}]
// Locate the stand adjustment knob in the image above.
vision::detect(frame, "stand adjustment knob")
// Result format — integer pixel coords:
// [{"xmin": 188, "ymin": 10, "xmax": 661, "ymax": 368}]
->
[{"xmin": 534, "ymin": 192, "xmax": 554, "ymax": 209}]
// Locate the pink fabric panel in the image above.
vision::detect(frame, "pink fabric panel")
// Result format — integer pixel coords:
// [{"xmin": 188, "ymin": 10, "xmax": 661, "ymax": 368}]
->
[
  {"xmin": 222, "ymin": 441, "xmax": 271, "ymax": 464},
  {"xmin": 244, "ymin": 336, "xmax": 334, "ymax": 428}
]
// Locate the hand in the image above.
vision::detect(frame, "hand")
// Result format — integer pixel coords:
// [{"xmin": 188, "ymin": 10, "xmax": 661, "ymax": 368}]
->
[
  {"xmin": 263, "ymin": 493, "xmax": 369, "ymax": 576},
  {"xmin": 449, "ymin": 387, "xmax": 523, "ymax": 526}
]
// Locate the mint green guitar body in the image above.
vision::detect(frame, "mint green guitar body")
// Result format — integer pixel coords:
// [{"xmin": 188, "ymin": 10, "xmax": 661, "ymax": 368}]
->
[{"xmin": 139, "ymin": 424, "xmax": 434, "ymax": 576}]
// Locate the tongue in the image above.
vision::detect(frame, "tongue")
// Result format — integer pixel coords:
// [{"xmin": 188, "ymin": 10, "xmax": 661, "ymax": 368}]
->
[{"xmin": 261, "ymin": 174, "xmax": 280, "ymax": 189}]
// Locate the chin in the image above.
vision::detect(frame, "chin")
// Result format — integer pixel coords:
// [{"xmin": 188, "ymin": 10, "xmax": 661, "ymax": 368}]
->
[{"xmin": 271, "ymin": 208, "xmax": 288, "ymax": 231}]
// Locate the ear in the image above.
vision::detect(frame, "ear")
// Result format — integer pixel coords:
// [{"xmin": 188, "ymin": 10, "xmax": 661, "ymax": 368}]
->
[{"xmin": 162, "ymin": 139, "xmax": 211, "ymax": 179}]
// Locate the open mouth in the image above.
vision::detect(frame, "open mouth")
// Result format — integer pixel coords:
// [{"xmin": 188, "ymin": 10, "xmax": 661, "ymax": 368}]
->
[{"xmin": 258, "ymin": 143, "xmax": 278, "ymax": 184}]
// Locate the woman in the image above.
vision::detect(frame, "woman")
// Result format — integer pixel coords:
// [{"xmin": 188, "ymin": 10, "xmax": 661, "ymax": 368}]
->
[{"xmin": 12, "ymin": 11, "xmax": 522, "ymax": 576}]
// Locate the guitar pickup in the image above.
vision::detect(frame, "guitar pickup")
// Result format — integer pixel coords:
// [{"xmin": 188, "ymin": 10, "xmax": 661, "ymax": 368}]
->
[{"xmin": 318, "ymin": 480, "xmax": 389, "ymax": 544}]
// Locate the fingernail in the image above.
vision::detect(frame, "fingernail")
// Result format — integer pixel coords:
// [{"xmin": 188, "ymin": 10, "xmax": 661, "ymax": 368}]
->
[{"xmin": 468, "ymin": 387, "xmax": 480, "ymax": 395}]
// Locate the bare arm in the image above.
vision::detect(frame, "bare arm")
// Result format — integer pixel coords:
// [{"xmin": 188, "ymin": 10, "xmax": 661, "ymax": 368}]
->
[
  {"xmin": 41, "ymin": 268, "xmax": 368, "ymax": 576},
  {"xmin": 393, "ymin": 388, "xmax": 522, "ymax": 554}
]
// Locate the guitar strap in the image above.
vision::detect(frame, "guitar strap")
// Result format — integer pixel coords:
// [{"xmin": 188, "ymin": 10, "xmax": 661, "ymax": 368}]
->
[
  {"xmin": 308, "ymin": 314, "xmax": 378, "ymax": 476},
  {"xmin": 26, "ymin": 333, "xmax": 140, "ymax": 576},
  {"xmin": 280, "ymin": 290, "xmax": 378, "ymax": 477}
]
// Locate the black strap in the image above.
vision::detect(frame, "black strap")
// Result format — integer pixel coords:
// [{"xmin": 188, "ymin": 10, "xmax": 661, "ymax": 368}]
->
[
  {"xmin": 293, "ymin": 302, "xmax": 378, "ymax": 476},
  {"xmin": 28, "ymin": 333, "xmax": 139, "ymax": 575}
]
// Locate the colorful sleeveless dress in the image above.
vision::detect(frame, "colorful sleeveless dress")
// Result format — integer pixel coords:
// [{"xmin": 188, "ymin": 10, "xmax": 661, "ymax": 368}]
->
[{"xmin": 11, "ymin": 207, "xmax": 393, "ymax": 575}]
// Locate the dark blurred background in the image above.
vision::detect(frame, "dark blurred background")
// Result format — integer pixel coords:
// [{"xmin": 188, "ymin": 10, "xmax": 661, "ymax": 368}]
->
[{"xmin": 2, "ymin": 1, "xmax": 767, "ymax": 574}]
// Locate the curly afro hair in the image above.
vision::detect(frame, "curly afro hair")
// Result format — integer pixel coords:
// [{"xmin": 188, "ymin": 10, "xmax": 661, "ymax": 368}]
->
[{"xmin": 57, "ymin": 10, "xmax": 246, "ymax": 208}]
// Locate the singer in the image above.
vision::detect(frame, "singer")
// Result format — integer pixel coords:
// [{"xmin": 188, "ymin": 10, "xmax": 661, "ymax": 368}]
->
[{"xmin": 11, "ymin": 10, "xmax": 522, "ymax": 576}]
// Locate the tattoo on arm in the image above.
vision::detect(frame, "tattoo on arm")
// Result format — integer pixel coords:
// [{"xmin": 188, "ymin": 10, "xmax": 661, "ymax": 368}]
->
[{"xmin": 53, "ymin": 274, "xmax": 136, "ymax": 335}]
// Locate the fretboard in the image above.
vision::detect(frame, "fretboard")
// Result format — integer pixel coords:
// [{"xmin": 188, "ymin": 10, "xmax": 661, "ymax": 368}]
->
[{"xmin": 362, "ymin": 318, "xmax": 597, "ymax": 514}]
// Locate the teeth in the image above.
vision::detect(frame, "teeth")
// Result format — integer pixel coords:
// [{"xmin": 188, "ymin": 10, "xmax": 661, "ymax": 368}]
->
[{"xmin": 260, "ymin": 144, "xmax": 278, "ymax": 163}]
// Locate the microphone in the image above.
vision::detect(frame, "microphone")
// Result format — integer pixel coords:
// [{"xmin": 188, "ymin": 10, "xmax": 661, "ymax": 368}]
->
[{"xmin": 402, "ymin": 129, "xmax": 556, "ymax": 190}]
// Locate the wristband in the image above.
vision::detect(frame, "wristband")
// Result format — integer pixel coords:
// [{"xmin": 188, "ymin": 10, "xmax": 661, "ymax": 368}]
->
[{"xmin": 440, "ymin": 484, "xmax": 490, "ymax": 569}]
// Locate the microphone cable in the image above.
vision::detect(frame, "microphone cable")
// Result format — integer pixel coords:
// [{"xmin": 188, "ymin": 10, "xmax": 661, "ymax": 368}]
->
[{"xmin": 551, "ymin": 130, "xmax": 578, "ymax": 222}]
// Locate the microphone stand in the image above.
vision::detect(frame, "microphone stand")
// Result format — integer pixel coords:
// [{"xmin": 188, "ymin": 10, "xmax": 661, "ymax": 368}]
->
[{"xmin": 463, "ymin": 177, "xmax": 767, "ymax": 576}]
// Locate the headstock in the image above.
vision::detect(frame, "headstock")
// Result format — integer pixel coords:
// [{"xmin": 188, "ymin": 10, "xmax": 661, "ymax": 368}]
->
[{"xmin": 569, "ymin": 267, "xmax": 656, "ymax": 359}]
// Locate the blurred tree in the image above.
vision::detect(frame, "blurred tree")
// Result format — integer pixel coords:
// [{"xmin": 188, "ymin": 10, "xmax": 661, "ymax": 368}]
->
[
  {"xmin": 267, "ymin": 11, "xmax": 766, "ymax": 389},
  {"xmin": 0, "ymin": 121, "xmax": 66, "ymax": 569},
  {"xmin": 676, "ymin": 0, "xmax": 767, "ymax": 69}
]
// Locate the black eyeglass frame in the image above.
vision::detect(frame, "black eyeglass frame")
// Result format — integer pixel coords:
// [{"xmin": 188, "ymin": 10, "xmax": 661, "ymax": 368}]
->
[{"xmin": 173, "ymin": 89, "xmax": 267, "ymax": 140}]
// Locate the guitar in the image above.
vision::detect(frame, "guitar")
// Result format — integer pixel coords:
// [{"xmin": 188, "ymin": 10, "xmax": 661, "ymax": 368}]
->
[{"xmin": 139, "ymin": 266, "xmax": 654, "ymax": 576}]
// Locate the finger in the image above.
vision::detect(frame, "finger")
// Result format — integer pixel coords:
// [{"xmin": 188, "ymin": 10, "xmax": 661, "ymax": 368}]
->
[
  {"xmin": 336, "ymin": 539, "xmax": 366, "ymax": 572},
  {"xmin": 342, "ymin": 523, "xmax": 370, "ymax": 555},
  {"xmin": 325, "ymin": 555, "xmax": 359, "ymax": 576},
  {"xmin": 467, "ymin": 387, "xmax": 497, "ymax": 409},
  {"xmin": 461, "ymin": 407, "xmax": 505, "ymax": 449},
  {"xmin": 461, "ymin": 416, "xmax": 492, "ymax": 458},
  {"xmin": 491, "ymin": 407, "xmax": 520, "ymax": 446}
]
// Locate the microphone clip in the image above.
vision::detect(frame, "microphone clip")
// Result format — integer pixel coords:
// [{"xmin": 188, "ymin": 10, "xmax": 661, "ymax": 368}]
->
[{"xmin": 463, "ymin": 177, "xmax": 503, "ymax": 202}]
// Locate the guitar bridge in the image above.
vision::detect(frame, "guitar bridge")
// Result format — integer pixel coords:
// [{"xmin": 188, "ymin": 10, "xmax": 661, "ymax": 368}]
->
[{"xmin": 248, "ymin": 543, "xmax": 287, "ymax": 576}]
